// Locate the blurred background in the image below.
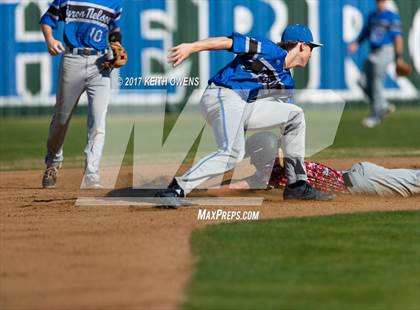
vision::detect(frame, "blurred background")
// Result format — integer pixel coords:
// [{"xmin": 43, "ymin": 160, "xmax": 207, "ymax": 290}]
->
[{"xmin": 1, "ymin": 0, "xmax": 419, "ymax": 110}]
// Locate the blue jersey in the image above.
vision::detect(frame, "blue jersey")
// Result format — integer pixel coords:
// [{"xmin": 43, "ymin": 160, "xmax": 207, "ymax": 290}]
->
[
  {"xmin": 357, "ymin": 9, "xmax": 402, "ymax": 50},
  {"xmin": 40, "ymin": 0, "xmax": 122, "ymax": 51},
  {"xmin": 209, "ymin": 32, "xmax": 294, "ymax": 102}
]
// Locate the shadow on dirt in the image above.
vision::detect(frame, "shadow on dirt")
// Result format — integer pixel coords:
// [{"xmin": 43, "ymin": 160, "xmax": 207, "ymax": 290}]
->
[{"xmin": 106, "ymin": 187, "xmax": 158, "ymax": 197}]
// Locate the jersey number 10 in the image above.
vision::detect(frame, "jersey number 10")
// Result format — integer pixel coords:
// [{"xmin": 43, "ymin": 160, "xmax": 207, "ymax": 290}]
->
[{"xmin": 90, "ymin": 27, "xmax": 103, "ymax": 43}]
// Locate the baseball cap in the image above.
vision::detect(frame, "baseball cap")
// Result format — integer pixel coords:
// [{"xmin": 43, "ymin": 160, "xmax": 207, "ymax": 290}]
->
[{"xmin": 281, "ymin": 24, "xmax": 323, "ymax": 48}]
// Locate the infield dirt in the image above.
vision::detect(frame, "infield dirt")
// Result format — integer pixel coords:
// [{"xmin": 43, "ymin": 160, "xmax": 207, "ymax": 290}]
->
[{"xmin": 1, "ymin": 157, "xmax": 419, "ymax": 309}]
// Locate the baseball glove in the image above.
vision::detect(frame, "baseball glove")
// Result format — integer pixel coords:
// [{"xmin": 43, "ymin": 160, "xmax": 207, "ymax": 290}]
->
[
  {"xmin": 102, "ymin": 42, "xmax": 128, "ymax": 71},
  {"xmin": 395, "ymin": 59, "xmax": 412, "ymax": 76}
]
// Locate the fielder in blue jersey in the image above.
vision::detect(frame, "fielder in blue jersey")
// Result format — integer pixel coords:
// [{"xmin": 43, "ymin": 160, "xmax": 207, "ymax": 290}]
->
[
  {"xmin": 40, "ymin": 0, "xmax": 125, "ymax": 189},
  {"xmin": 156, "ymin": 24, "xmax": 335, "ymax": 206},
  {"xmin": 209, "ymin": 32, "xmax": 295, "ymax": 102},
  {"xmin": 348, "ymin": 0, "xmax": 404, "ymax": 128}
]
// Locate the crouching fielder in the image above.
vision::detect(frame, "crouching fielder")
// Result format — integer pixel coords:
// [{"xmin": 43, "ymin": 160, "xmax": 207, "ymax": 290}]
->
[{"xmin": 156, "ymin": 25, "xmax": 334, "ymax": 206}]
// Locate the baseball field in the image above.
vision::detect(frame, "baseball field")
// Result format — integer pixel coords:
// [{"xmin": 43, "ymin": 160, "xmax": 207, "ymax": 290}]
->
[{"xmin": 1, "ymin": 106, "xmax": 419, "ymax": 309}]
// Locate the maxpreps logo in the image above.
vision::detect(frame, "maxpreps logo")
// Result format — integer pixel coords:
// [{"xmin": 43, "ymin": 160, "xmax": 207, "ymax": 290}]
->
[{"xmin": 197, "ymin": 209, "xmax": 260, "ymax": 221}]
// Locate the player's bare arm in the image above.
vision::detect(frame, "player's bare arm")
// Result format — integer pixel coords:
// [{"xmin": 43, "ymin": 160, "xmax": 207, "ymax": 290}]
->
[
  {"xmin": 393, "ymin": 35, "xmax": 411, "ymax": 76},
  {"xmin": 394, "ymin": 35, "xmax": 403, "ymax": 63},
  {"xmin": 41, "ymin": 24, "xmax": 64, "ymax": 56},
  {"xmin": 168, "ymin": 37, "xmax": 233, "ymax": 67},
  {"xmin": 203, "ymin": 180, "xmax": 251, "ymax": 195}
]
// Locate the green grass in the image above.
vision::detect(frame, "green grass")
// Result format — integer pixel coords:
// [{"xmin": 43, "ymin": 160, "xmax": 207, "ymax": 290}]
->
[
  {"xmin": 326, "ymin": 107, "xmax": 420, "ymax": 149},
  {"xmin": 184, "ymin": 211, "xmax": 420, "ymax": 310},
  {"xmin": 0, "ymin": 113, "xmax": 213, "ymax": 170},
  {"xmin": 314, "ymin": 107, "xmax": 420, "ymax": 158},
  {"xmin": 0, "ymin": 116, "xmax": 86, "ymax": 170},
  {"xmin": 0, "ymin": 107, "xmax": 419, "ymax": 170}
]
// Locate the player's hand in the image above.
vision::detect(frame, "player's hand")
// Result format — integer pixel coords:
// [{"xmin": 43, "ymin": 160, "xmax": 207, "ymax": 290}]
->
[
  {"xmin": 347, "ymin": 42, "xmax": 359, "ymax": 54},
  {"xmin": 228, "ymin": 180, "xmax": 250, "ymax": 190},
  {"xmin": 168, "ymin": 43, "xmax": 195, "ymax": 67},
  {"xmin": 395, "ymin": 57, "xmax": 412, "ymax": 76},
  {"xmin": 46, "ymin": 38, "xmax": 65, "ymax": 56}
]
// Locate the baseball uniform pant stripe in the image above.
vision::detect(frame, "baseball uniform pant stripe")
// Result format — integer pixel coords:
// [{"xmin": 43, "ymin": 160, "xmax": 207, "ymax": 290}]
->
[
  {"xmin": 184, "ymin": 151, "xmax": 222, "ymax": 177},
  {"xmin": 176, "ymin": 85, "xmax": 246, "ymax": 193},
  {"xmin": 183, "ymin": 88, "xmax": 229, "ymax": 177},
  {"xmin": 217, "ymin": 87, "xmax": 229, "ymax": 151}
]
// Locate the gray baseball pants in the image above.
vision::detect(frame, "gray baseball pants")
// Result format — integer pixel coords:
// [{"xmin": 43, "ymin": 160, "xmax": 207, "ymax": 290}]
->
[
  {"xmin": 45, "ymin": 52, "xmax": 110, "ymax": 181},
  {"xmin": 346, "ymin": 162, "xmax": 420, "ymax": 197},
  {"xmin": 176, "ymin": 83, "xmax": 307, "ymax": 194},
  {"xmin": 363, "ymin": 44, "xmax": 394, "ymax": 120}
]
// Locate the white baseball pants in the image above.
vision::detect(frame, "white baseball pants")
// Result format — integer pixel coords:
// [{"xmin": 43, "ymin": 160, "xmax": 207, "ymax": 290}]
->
[
  {"xmin": 346, "ymin": 162, "xmax": 420, "ymax": 197},
  {"xmin": 176, "ymin": 83, "xmax": 307, "ymax": 194},
  {"xmin": 45, "ymin": 52, "xmax": 110, "ymax": 181}
]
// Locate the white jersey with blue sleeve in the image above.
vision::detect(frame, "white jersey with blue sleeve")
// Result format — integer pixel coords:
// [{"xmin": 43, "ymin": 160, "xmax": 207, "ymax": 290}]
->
[
  {"xmin": 209, "ymin": 32, "xmax": 294, "ymax": 102},
  {"xmin": 40, "ymin": 0, "xmax": 123, "ymax": 51}
]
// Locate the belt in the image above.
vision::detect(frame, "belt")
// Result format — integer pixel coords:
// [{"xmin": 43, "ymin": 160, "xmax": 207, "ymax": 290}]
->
[
  {"xmin": 342, "ymin": 172, "xmax": 353, "ymax": 188},
  {"xmin": 66, "ymin": 47, "xmax": 105, "ymax": 56}
]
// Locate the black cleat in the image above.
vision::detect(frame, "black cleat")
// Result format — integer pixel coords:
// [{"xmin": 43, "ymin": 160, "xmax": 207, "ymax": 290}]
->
[
  {"xmin": 42, "ymin": 166, "xmax": 59, "ymax": 188},
  {"xmin": 154, "ymin": 179, "xmax": 186, "ymax": 208},
  {"xmin": 283, "ymin": 181, "xmax": 335, "ymax": 201},
  {"xmin": 154, "ymin": 187, "xmax": 184, "ymax": 198}
]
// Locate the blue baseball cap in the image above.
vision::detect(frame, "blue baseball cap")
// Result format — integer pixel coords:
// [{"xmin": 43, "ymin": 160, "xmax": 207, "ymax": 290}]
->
[{"xmin": 281, "ymin": 24, "xmax": 323, "ymax": 47}]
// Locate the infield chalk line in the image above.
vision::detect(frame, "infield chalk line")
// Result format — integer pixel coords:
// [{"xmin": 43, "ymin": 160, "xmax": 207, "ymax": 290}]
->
[{"xmin": 75, "ymin": 197, "xmax": 264, "ymax": 207}]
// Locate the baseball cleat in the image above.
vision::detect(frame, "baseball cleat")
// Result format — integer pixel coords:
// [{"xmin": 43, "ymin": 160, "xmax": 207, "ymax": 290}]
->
[
  {"xmin": 154, "ymin": 179, "xmax": 186, "ymax": 208},
  {"xmin": 361, "ymin": 117, "xmax": 381, "ymax": 128},
  {"xmin": 84, "ymin": 181, "xmax": 102, "ymax": 189},
  {"xmin": 83, "ymin": 175, "xmax": 102, "ymax": 189},
  {"xmin": 283, "ymin": 181, "xmax": 335, "ymax": 201},
  {"xmin": 42, "ymin": 166, "xmax": 59, "ymax": 188}
]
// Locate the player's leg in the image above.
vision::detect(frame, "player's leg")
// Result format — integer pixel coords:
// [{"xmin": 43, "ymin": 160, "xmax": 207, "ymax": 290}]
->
[
  {"xmin": 371, "ymin": 46, "xmax": 394, "ymax": 119},
  {"xmin": 83, "ymin": 55, "xmax": 111, "ymax": 187},
  {"xmin": 43, "ymin": 54, "xmax": 85, "ymax": 188},
  {"xmin": 174, "ymin": 85, "xmax": 248, "ymax": 195},
  {"xmin": 361, "ymin": 57, "xmax": 381, "ymax": 127},
  {"xmin": 45, "ymin": 54, "xmax": 85, "ymax": 166},
  {"xmin": 245, "ymin": 99, "xmax": 307, "ymax": 184},
  {"xmin": 245, "ymin": 98, "xmax": 333, "ymax": 200},
  {"xmin": 345, "ymin": 162, "xmax": 420, "ymax": 197},
  {"xmin": 364, "ymin": 57, "xmax": 375, "ymax": 111},
  {"xmin": 362, "ymin": 46, "xmax": 394, "ymax": 127}
]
